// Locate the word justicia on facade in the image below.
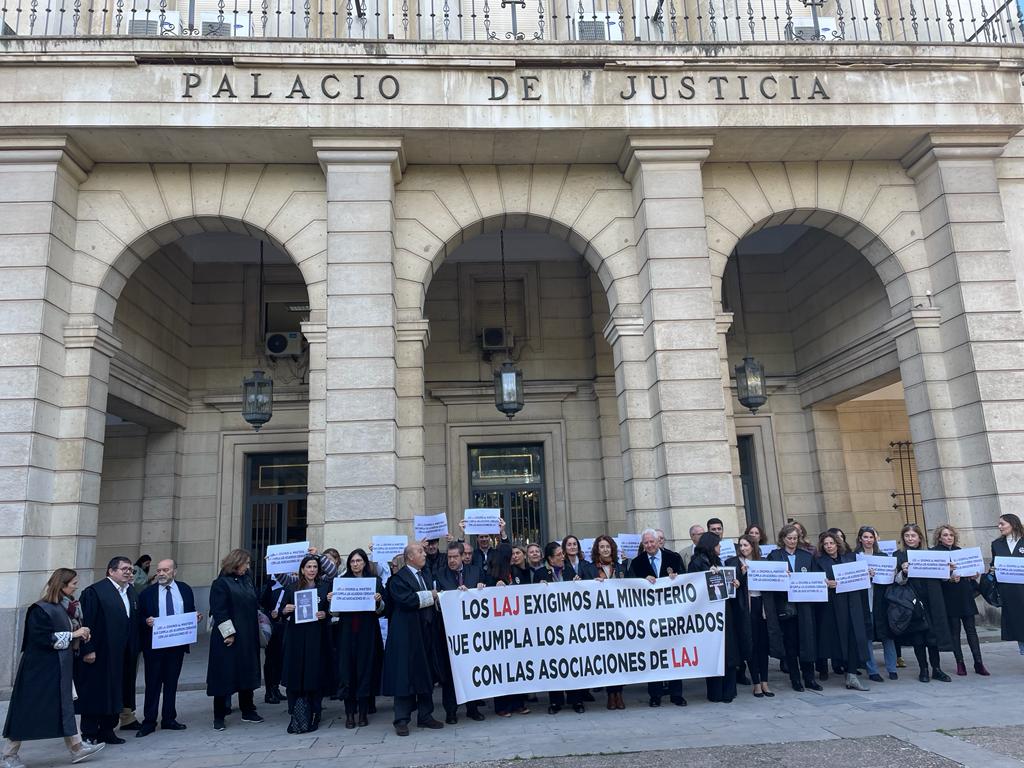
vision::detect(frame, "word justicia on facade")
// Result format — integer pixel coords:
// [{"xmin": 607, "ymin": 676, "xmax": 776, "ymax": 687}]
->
[{"xmin": 179, "ymin": 70, "xmax": 832, "ymax": 102}]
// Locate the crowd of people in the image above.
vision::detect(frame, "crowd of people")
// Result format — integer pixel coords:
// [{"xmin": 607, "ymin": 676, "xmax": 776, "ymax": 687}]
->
[{"xmin": 3, "ymin": 513, "xmax": 1024, "ymax": 764}]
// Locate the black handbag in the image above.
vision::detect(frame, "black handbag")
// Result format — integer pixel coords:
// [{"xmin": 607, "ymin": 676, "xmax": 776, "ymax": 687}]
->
[
  {"xmin": 777, "ymin": 600, "xmax": 797, "ymax": 621},
  {"xmin": 977, "ymin": 572, "xmax": 1002, "ymax": 608},
  {"xmin": 287, "ymin": 696, "xmax": 312, "ymax": 734}
]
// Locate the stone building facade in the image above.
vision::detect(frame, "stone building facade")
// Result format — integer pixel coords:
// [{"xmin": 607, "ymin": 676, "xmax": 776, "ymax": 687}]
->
[{"xmin": 2, "ymin": 31, "xmax": 1024, "ymax": 687}]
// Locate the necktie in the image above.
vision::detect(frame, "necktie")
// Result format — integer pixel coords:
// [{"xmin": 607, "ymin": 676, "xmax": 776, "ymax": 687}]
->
[
  {"xmin": 457, "ymin": 570, "xmax": 464, "ymax": 587},
  {"xmin": 416, "ymin": 570, "xmax": 428, "ymax": 592},
  {"xmin": 165, "ymin": 585, "xmax": 174, "ymax": 616},
  {"xmin": 651, "ymin": 554, "xmax": 658, "ymax": 574}
]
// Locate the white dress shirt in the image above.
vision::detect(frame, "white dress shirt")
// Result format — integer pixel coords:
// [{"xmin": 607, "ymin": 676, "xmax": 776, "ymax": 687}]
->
[
  {"xmin": 158, "ymin": 580, "xmax": 185, "ymax": 617},
  {"xmin": 107, "ymin": 577, "xmax": 131, "ymax": 616},
  {"xmin": 407, "ymin": 566, "xmax": 435, "ymax": 608}
]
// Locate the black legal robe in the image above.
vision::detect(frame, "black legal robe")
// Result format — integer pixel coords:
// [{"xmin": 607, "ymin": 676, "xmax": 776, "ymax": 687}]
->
[
  {"xmin": 74, "ymin": 578, "xmax": 138, "ymax": 717},
  {"xmin": 894, "ymin": 548, "xmax": 953, "ymax": 651},
  {"xmin": 282, "ymin": 583, "xmax": 333, "ymax": 696},
  {"xmin": 4, "ymin": 601, "xmax": 77, "ymax": 741},
  {"xmin": 724, "ymin": 556, "xmax": 754, "ymax": 664},
  {"xmin": 206, "ymin": 572, "xmax": 261, "ymax": 697},
  {"xmin": 814, "ymin": 552, "xmax": 869, "ymax": 666},
  {"xmin": 992, "ymin": 536, "xmax": 1024, "ymax": 641},
  {"xmin": 933, "ymin": 544, "xmax": 979, "ymax": 619},
  {"xmin": 381, "ymin": 567, "xmax": 441, "ymax": 698},
  {"xmin": 335, "ymin": 576, "xmax": 385, "ymax": 700},
  {"xmin": 762, "ymin": 548, "xmax": 819, "ymax": 662}
]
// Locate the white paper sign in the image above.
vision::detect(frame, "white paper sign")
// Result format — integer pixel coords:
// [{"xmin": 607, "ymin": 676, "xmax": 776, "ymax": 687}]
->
[
  {"xmin": 759, "ymin": 544, "xmax": 779, "ymax": 557},
  {"xmin": 616, "ymin": 533, "xmax": 642, "ymax": 560},
  {"xmin": 718, "ymin": 539, "xmax": 737, "ymax": 560},
  {"xmin": 151, "ymin": 611, "xmax": 198, "ymax": 649},
  {"xmin": 907, "ymin": 549, "xmax": 951, "ymax": 579},
  {"xmin": 950, "ymin": 547, "xmax": 985, "ymax": 577},
  {"xmin": 414, "ymin": 513, "xmax": 449, "ymax": 541},
  {"xmin": 372, "ymin": 535, "xmax": 408, "ymax": 566},
  {"xmin": 857, "ymin": 554, "xmax": 897, "ymax": 584},
  {"xmin": 878, "ymin": 540, "xmax": 898, "ymax": 556},
  {"xmin": 580, "ymin": 538, "xmax": 596, "ymax": 562},
  {"xmin": 832, "ymin": 561, "xmax": 871, "ymax": 593},
  {"xmin": 788, "ymin": 571, "xmax": 828, "ymax": 602},
  {"xmin": 330, "ymin": 577, "xmax": 377, "ymax": 612},
  {"xmin": 464, "ymin": 508, "xmax": 501, "ymax": 535},
  {"xmin": 293, "ymin": 588, "xmax": 319, "ymax": 624},
  {"xmin": 995, "ymin": 556, "xmax": 1024, "ymax": 584},
  {"xmin": 379, "ymin": 617, "xmax": 389, "ymax": 647},
  {"xmin": 746, "ymin": 560, "xmax": 790, "ymax": 591},
  {"xmin": 265, "ymin": 541, "xmax": 310, "ymax": 575}
]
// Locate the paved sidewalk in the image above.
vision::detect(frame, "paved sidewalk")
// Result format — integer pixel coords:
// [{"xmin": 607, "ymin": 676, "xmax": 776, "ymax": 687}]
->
[{"xmin": 2, "ymin": 638, "xmax": 1023, "ymax": 768}]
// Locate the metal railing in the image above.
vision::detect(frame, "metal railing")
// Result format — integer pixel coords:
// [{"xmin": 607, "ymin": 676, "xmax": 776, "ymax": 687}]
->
[{"xmin": 2, "ymin": 0, "xmax": 1021, "ymax": 42}]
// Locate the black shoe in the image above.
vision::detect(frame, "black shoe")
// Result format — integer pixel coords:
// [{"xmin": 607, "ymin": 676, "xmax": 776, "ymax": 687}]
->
[
  {"xmin": 161, "ymin": 721, "xmax": 187, "ymax": 731},
  {"xmin": 417, "ymin": 718, "xmax": 444, "ymax": 729},
  {"xmin": 648, "ymin": 698, "xmax": 661, "ymax": 708},
  {"xmin": 240, "ymin": 712, "xmax": 264, "ymax": 724},
  {"xmin": 547, "ymin": 704, "xmax": 561, "ymax": 715},
  {"xmin": 792, "ymin": 681, "xmax": 805, "ymax": 692},
  {"xmin": 918, "ymin": 671, "xmax": 931, "ymax": 682},
  {"xmin": 213, "ymin": 719, "xmax": 226, "ymax": 732},
  {"xmin": 572, "ymin": 703, "xmax": 585, "ymax": 714},
  {"xmin": 889, "ymin": 672, "xmax": 899, "ymax": 680},
  {"xmin": 932, "ymin": 668, "xmax": 951, "ymax": 682},
  {"xmin": 763, "ymin": 690, "xmax": 775, "ymax": 698},
  {"xmin": 135, "ymin": 724, "xmax": 156, "ymax": 738},
  {"xmin": 445, "ymin": 714, "xmax": 458, "ymax": 725},
  {"xmin": 468, "ymin": 711, "xmax": 485, "ymax": 721},
  {"xmin": 869, "ymin": 674, "xmax": 884, "ymax": 683},
  {"xmin": 394, "ymin": 722, "xmax": 409, "ymax": 737},
  {"xmin": 753, "ymin": 691, "xmax": 764, "ymax": 698},
  {"xmin": 345, "ymin": 714, "xmax": 356, "ymax": 729},
  {"xmin": 357, "ymin": 715, "xmax": 368, "ymax": 727},
  {"xmin": 120, "ymin": 721, "xmax": 141, "ymax": 731},
  {"xmin": 805, "ymin": 680, "xmax": 823, "ymax": 692},
  {"xmin": 99, "ymin": 734, "xmax": 125, "ymax": 745},
  {"xmin": 670, "ymin": 696, "xmax": 687, "ymax": 707}
]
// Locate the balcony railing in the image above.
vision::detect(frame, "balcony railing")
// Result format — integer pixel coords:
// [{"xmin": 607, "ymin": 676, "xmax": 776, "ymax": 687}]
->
[{"xmin": 2, "ymin": 0, "xmax": 1021, "ymax": 43}]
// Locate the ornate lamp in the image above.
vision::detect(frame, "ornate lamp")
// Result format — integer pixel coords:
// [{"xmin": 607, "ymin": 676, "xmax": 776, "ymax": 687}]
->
[
  {"xmin": 492, "ymin": 230, "xmax": 525, "ymax": 419},
  {"xmin": 242, "ymin": 369, "xmax": 274, "ymax": 431},
  {"xmin": 735, "ymin": 356, "xmax": 767, "ymax": 414}
]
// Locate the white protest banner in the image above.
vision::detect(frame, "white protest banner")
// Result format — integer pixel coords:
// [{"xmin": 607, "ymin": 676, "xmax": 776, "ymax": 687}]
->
[
  {"xmin": 372, "ymin": 535, "xmax": 408, "ymax": 567},
  {"xmin": 878, "ymin": 540, "xmax": 898, "ymax": 556},
  {"xmin": 439, "ymin": 576, "xmax": 724, "ymax": 704},
  {"xmin": 580, "ymin": 538, "xmax": 596, "ymax": 562},
  {"xmin": 616, "ymin": 534, "xmax": 642, "ymax": 560},
  {"xmin": 907, "ymin": 549, "xmax": 951, "ymax": 579},
  {"xmin": 464, "ymin": 508, "xmax": 501, "ymax": 535},
  {"xmin": 788, "ymin": 571, "xmax": 828, "ymax": 602},
  {"xmin": 293, "ymin": 588, "xmax": 319, "ymax": 624},
  {"xmin": 414, "ymin": 513, "xmax": 449, "ymax": 541},
  {"xmin": 995, "ymin": 556, "xmax": 1024, "ymax": 584},
  {"xmin": 379, "ymin": 617, "xmax": 389, "ymax": 647},
  {"xmin": 832, "ymin": 561, "xmax": 871, "ymax": 594},
  {"xmin": 265, "ymin": 541, "xmax": 309, "ymax": 575},
  {"xmin": 718, "ymin": 539, "xmax": 737, "ymax": 560},
  {"xmin": 950, "ymin": 547, "xmax": 985, "ymax": 577},
  {"xmin": 857, "ymin": 554, "xmax": 896, "ymax": 585},
  {"xmin": 151, "ymin": 611, "xmax": 198, "ymax": 649},
  {"xmin": 759, "ymin": 544, "xmax": 779, "ymax": 557},
  {"xmin": 330, "ymin": 577, "xmax": 377, "ymax": 612},
  {"xmin": 746, "ymin": 560, "xmax": 790, "ymax": 591}
]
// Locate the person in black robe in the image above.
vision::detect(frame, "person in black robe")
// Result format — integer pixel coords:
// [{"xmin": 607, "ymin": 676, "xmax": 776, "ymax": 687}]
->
[
  {"xmin": 730, "ymin": 535, "xmax": 769, "ymax": 698},
  {"xmin": 74, "ymin": 556, "xmax": 140, "ymax": 746},
  {"xmin": 763, "ymin": 525, "xmax": 821, "ymax": 692},
  {"xmin": 280, "ymin": 556, "xmax": 331, "ymax": 733},
  {"xmin": 932, "ymin": 525, "xmax": 988, "ymax": 676},
  {"xmin": 509, "ymin": 545, "xmax": 532, "ymax": 585},
  {"xmin": 3, "ymin": 568, "xmax": 105, "ymax": 766},
  {"xmin": 478, "ymin": 545, "xmax": 531, "ymax": 718},
  {"xmin": 332, "ymin": 548, "xmax": 385, "ymax": 729},
  {"xmin": 893, "ymin": 523, "xmax": 953, "ymax": 683},
  {"xmin": 992, "ymin": 513, "xmax": 1024, "ymax": 655},
  {"xmin": 688, "ymin": 532, "xmax": 739, "ymax": 703},
  {"xmin": 206, "ymin": 549, "xmax": 263, "ymax": 730},
  {"xmin": 814, "ymin": 532, "xmax": 869, "ymax": 691},
  {"xmin": 562, "ymin": 535, "xmax": 596, "ymax": 580},
  {"xmin": 382, "ymin": 542, "xmax": 445, "ymax": 737},
  {"xmin": 258, "ymin": 579, "xmax": 287, "ymax": 704}
]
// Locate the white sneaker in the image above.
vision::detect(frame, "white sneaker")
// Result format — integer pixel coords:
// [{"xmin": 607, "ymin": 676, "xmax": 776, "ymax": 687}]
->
[
  {"xmin": 69, "ymin": 742, "xmax": 105, "ymax": 764},
  {"xmin": 3, "ymin": 755, "xmax": 27, "ymax": 768}
]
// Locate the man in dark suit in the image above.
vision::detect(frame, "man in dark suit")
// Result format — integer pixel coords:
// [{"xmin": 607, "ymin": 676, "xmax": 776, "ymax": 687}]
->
[
  {"xmin": 434, "ymin": 542, "xmax": 486, "ymax": 724},
  {"xmin": 137, "ymin": 559, "xmax": 202, "ymax": 737},
  {"xmin": 628, "ymin": 529, "xmax": 687, "ymax": 708},
  {"xmin": 381, "ymin": 543, "xmax": 445, "ymax": 737},
  {"xmin": 470, "ymin": 518, "xmax": 509, "ymax": 570},
  {"xmin": 75, "ymin": 556, "xmax": 140, "ymax": 746}
]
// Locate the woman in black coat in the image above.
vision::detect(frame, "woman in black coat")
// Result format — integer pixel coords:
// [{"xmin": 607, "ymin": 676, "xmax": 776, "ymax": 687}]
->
[
  {"xmin": 509, "ymin": 545, "xmax": 532, "ymax": 585},
  {"xmin": 893, "ymin": 523, "xmax": 953, "ymax": 683},
  {"xmin": 932, "ymin": 525, "xmax": 988, "ymax": 676},
  {"xmin": 730, "ymin": 535, "xmax": 770, "ymax": 698},
  {"xmin": 764, "ymin": 524, "xmax": 821, "ymax": 692},
  {"xmin": 281, "ymin": 555, "xmax": 332, "ymax": 733},
  {"xmin": 592, "ymin": 535, "xmax": 629, "ymax": 709},
  {"xmin": 688, "ymin": 532, "xmax": 739, "ymax": 703},
  {"xmin": 993, "ymin": 513, "xmax": 1024, "ymax": 655},
  {"xmin": 207, "ymin": 548, "xmax": 263, "ymax": 730},
  {"xmin": 854, "ymin": 526, "xmax": 898, "ymax": 681},
  {"xmin": 814, "ymin": 532, "xmax": 869, "ymax": 691},
  {"xmin": 2, "ymin": 569, "xmax": 103, "ymax": 766},
  {"xmin": 333, "ymin": 548, "xmax": 385, "ymax": 729}
]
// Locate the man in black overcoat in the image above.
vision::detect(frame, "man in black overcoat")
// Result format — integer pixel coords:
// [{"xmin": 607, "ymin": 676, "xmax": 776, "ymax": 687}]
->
[
  {"xmin": 381, "ymin": 543, "xmax": 445, "ymax": 736},
  {"xmin": 137, "ymin": 559, "xmax": 202, "ymax": 737},
  {"xmin": 628, "ymin": 528, "xmax": 687, "ymax": 707},
  {"xmin": 74, "ymin": 556, "xmax": 140, "ymax": 746}
]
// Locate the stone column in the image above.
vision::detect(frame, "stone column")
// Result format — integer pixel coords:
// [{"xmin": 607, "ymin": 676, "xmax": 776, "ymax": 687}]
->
[
  {"xmin": 0, "ymin": 137, "xmax": 95, "ymax": 690},
  {"xmin": 396, "ymin": 315, "xmax": 430, "ymax": 530},
  {"xmin": 313, "ymin": 137, "xmax": 405, "ymax": 545},
  {"xmin": 807, "ymin": 405, "xmax": 854, "ymax": 533},
  {"xmin": 903, "ymin": 132, "xmax": 1024, "ymax": 539},
  {"xmin": 301, "ymin": 318, "xmax": 327, "ymax": 547},
  {"xmin": 715, "ymin": 311, "xmax": 747, "ymax": 529},
  {"xmin": 139, "ymin": 428, "xmax": 184, "ymax": 558},
  {"xmin": 616, "ymin": 136, "xmax": 737, "ymax": 543}
]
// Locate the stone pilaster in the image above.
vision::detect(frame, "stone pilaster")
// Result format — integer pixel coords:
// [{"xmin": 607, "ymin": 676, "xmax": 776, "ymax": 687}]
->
[
  {"xmin": 300, "ymin": 318, "xmax": 327, "ymax": 546},
  {"xmin": 314, "ymin": 137, "xmax": 405, "ymax": 545},
  {"xmin": 807, "ymin": 405, "xmax": 854, "ymax": 533},
  {"xmin": 396, "ymin": 315, "xmax": 429, "ymax": 530},
  {"xmin": 140, "ymin": 428, "xmax": 184, "ymax": 557},
  {"xmin": 616, "ymin": 136, "xmax": 736, "ymax": 541}
]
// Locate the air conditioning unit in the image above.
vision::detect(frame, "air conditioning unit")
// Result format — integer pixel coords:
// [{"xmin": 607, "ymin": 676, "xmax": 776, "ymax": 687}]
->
[
  {"xmin": 481, "ymin": 327, "xmax": 513, "ymax": 351},
  {"xmin": 265, "ymin": 331, "xmax": 303, "ymax": 357},
  {"xmin": 791, "ymin": 16, "xmax": 835, "ymax": 39},
  {"xmin": 128, "ymin": 11, "xmax": 179, "ymax": 35}
]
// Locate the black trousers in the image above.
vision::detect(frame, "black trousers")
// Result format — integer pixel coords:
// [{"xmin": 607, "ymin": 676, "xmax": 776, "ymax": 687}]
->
[
  {"xmin": 493, "ymin": 694, "xmax": 525, "ymax": 714},
  {"xmin": 647, "ymin": 679, "xmax": 682, "ymax": 701},
  {"xmin": 442, "ymin": 676, "xmax": 481, "ymax": 718},
  {"xmin": 780, "ymin": 618, "xmax": 815, "ymax": 684},
  {"xmin": 749, "ymin": 598, "xmax": 770, "ymax": 684},
  {"xmin": 949, "ymin": 615, "xmax": 982, "ymax": 664},
  {"xmin": 142, "ymin": 647, "xmax": 186, "ymax": 726},
  {"xmin": 80, "ymin": 714, "xmax": 119, "ymax": 741},
  {"xmin": 214, "ymin": 690, "xmax": 254, "ymax": 719},
  {"xmin": 547, "ymin": 689, "xmax": 583, "ymax": 708},
  {"xmin": 263, "ymin": 623, "xmax": 284, "ymax": 689},
  {"xmin": 393, "ymin": 692, "xmax": 434, "ymax": 726}
]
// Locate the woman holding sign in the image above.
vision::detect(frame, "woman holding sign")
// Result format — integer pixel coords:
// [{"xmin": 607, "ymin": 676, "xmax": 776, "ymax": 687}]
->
[
  {"xmin": 334, "ymin": 549, "xmax": 385, "ymax": 729},
  {"xmin": 854, "ymin": 526, "xmax": 898, "ymax": 682},
  {"xmin": 894, "ymin": 524, "xmax": 953, "ymax": 683},
  {"xmin": 689, "ymin": 532, "xmax": 740, "ymax": 703},
  {"xmin": 932, "ymin": 525, "xmax": 988, "ymax": 676},
  {"xmin": 992, "ymin": 513, "xmax": 1024, "ymax": 656},
  {"xmin": 813, "ymin": 533, "xmax": 869, "ymax": 691},
  {"xmin": 764, "ymin": 525, "xmax": 821, "ymax": 693},
  {"xmin": 537, "ymin": 542, "xmax": 587, "ymax": 715},
  {"xmin": 281, "ymin": 556, "xmax": 332, "ymax": 733},
  {"xmin": 590, "ymin": 535, "xmax": 628, "ymax": 710}
]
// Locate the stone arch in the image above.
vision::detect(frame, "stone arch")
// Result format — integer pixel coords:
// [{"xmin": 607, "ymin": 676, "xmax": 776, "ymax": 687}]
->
[
  {"xmin": 703, "ymin": 161, "xmax": 931, "ymax": 313},
  {"xmin": 71, "ymin": 163, "xmax": 327, "ymax": 326},
  {"xmin": 392, "ymin": 165, "xmax": 640, "ymax": 314}
]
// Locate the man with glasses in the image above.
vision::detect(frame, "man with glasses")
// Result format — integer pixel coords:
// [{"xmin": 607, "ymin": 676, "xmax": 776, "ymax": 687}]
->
[{"xmin": 74, "ymin": 557, "xmax": 140, "ymax": 746}]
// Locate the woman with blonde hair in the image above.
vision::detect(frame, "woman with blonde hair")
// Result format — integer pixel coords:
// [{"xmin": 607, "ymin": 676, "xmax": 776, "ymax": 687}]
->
[
  {"xmin": 894, "ymin": 523, "xmax": 953, "ymax": 683},
  {"xmin": 932, "ymin": 524, "xmax": 987, "ymax": 676},
  {"xmin": 2, "ymin": 569, "xmax": 104, "ymax": 767}
]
